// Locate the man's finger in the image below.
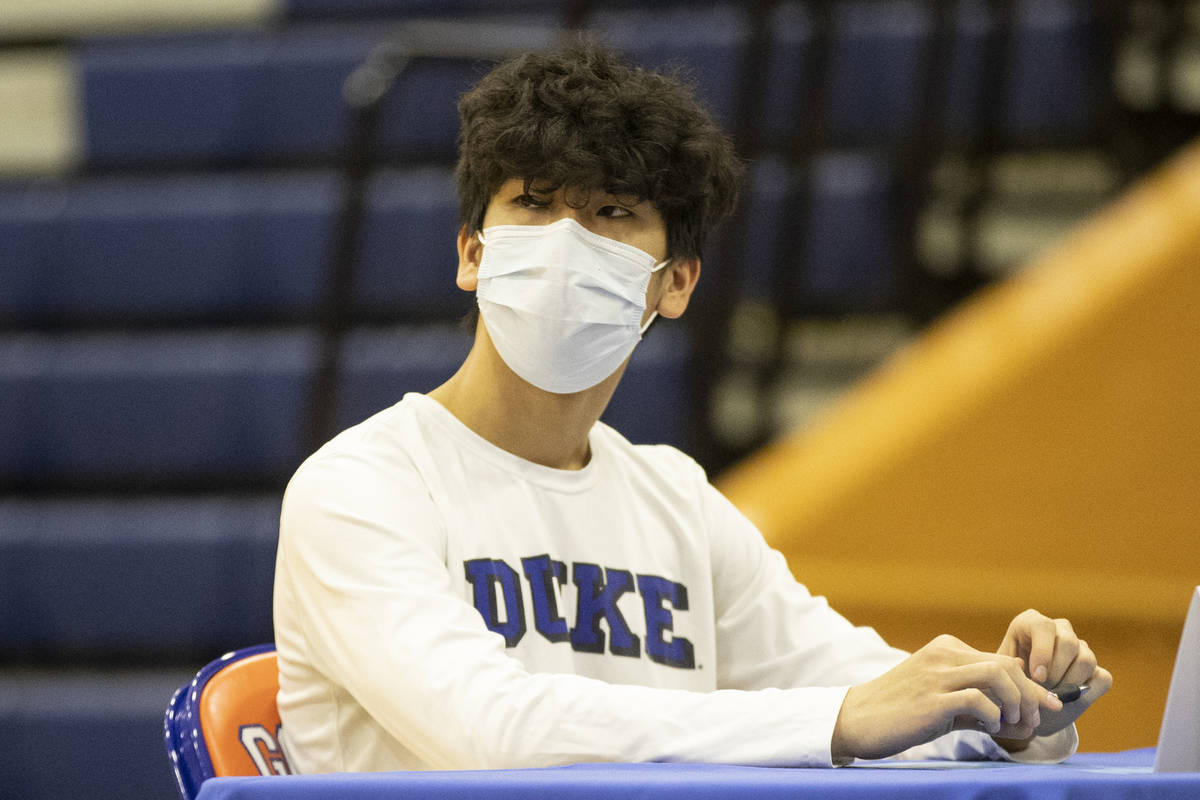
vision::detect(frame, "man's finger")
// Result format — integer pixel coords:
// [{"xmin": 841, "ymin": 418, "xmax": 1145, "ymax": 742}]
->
[
  {"xmin": 1045, "ymin": 618, "xmax": 1080, "ymax": 686},
  {"xmin": 952, "ymin": 661, "xmax": 1022, "ymax": 723},
  {"xmin": 945, "ymin": 689, "xmax": 1002, "ymax": 735},
  {"xmin": 1055, "ymin": 643, "xmax": 1102, "ymax": 699},
  {"xmin": 1086, "ymin": 666, "xmax": 1115, "ymax": 702},
  {"xmin": 1025, "ymin": 613, "xmax": 1058, "ymax": 684}
]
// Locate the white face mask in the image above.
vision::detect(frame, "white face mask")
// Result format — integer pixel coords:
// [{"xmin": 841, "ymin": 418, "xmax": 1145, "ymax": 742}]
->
[{"xmin": 475, "ymin": 217, "xmax": 669, "ymax": 394}]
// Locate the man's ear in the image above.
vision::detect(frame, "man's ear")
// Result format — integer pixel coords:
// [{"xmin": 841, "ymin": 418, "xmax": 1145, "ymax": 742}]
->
[
  {"xmin": 655, "ymin": 257, "xmax": 701, "ymax": 319},
  {"xmin": 456, "ymin": 226, "xmax": 481, "ymax": 291}
]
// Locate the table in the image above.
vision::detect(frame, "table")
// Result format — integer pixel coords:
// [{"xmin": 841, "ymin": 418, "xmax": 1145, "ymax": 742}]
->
[{"xmin": 194, "ymin": 749, "xmax": 1199, "ymax": 800}]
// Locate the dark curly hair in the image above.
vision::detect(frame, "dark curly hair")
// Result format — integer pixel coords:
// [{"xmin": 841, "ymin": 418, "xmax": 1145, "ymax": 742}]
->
[{"xmin": 455, "ymin": 40, "xmax": 742, "ymax": 259}]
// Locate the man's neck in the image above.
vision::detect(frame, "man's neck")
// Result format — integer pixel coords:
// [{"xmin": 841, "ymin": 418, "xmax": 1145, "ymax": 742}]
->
[{"xmin": 428, "ymin": 326, "xmax": 623, "ymax": 471}]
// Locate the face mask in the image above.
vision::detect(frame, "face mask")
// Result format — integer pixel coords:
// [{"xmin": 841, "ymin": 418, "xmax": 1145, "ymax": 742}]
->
[{"xmin": 475, "ymin": 217, "xmax": 669, "ymax": 394}]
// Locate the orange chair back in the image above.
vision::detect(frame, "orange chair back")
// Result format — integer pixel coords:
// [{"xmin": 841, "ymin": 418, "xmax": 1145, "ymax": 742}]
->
[{"xmin": 198, "ymin": 649, "xmax": 292, "ymax": 777}]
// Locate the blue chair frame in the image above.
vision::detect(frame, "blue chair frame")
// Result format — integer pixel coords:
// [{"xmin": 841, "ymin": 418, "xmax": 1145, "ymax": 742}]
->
[{"xmin": 164, "ymin": 643, "xmax": 284, "ymax": 800}]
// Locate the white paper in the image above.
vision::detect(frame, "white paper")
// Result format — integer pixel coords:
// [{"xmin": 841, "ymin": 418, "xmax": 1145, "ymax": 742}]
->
[{"xmin": 1154, "ymin": 586, "xmax": 1200, "ymax": 773}]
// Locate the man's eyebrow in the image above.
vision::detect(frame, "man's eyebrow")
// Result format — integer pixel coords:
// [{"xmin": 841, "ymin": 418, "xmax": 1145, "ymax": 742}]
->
[
  {"xmin": 602, "ymin": 193, "xmax": 649, "ymax": 208},
  {"xmin": 517, "ymin": 177, "xmax": 555, "ymax": 191},
  {"xmin": 596, "ymin": 185, "xmax": 646, "ymax": 202}
]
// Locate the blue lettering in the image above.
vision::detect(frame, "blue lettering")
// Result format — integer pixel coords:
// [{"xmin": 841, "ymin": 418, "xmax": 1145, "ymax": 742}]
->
[
  {"xmin": 570, "ymin": 563, "xmax": 639, "ymax": 657},
  {"xmin": 636, "ymin": 574, "xmax": 696, "ymax": 669},
  {"xmin": 521, "ymin": 555, "xmax": 570, "ymax": 643},
  {"xmin": 465, "ymin": 555, "xmax": 696, "ymax": 670},
  {"xmin": 463, "ymin": 558, "xmax": 526, "ymax": 647}
]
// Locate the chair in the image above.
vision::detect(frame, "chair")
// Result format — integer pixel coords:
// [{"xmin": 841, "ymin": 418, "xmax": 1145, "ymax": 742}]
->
[
  {"xmin": 335, "ymin": 324, "xmax": 474, "ymax": 430},
  {"xmin": 0, "ymin": 172, "xmax": 333, "ymax": 325},
  {"xmin": 79, "ymin": 28, "xmax": 374, "ymax": 166},
  {"xmin": 825, "ymin": 1, "xmax": 932, "ymax": 145},
  {"xmin": 735, "ymin": 152, "xmax": 897, "ymax": 314},
  {"xmin": 800, "ymin": 151, "xmax": 896, "ymax": 311},
  {"xmin": 0, "ymin": 497, "xmax": 279, "ymax": 658},
  {"xmin": 164, "ymin": 644, "xmax": 291, "ymax": 800},
  {"xmin": 77, "ymin": 20, "xmax": 559, "ymax": 168},
  {"xmin": 601, "ymin": 324, "xmax": 692, "ymax": 449},
  {"xmin": 2, "ymin": 669, "xmax": 190, "ymax": 800},
  {"xmin": 355, "ymin": 167, "xmax": 469, "ymax": 321},
  {"xmin": 588, "ymin": 4, "xmax": 750, "ymax": 130},
  {"xmin": 0, "ymin": 330, "xmax": 316, "ymax": 487},
  {"xmin": 1001, "ymin": 0, "xmax": 1097, "ymax": 143},
  {"xmin": 761, "ymin": 1, "xmax": 932, "ymax": 148}
]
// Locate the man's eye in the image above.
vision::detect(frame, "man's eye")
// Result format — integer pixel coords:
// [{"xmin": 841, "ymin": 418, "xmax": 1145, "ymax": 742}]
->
[
  {"xmin": 516, "ymin": 194, "xmax": 550, "ymax": 209},
  {"xmin": 597, "ymin": 205, "xmax": 632, "ymax": 218}
]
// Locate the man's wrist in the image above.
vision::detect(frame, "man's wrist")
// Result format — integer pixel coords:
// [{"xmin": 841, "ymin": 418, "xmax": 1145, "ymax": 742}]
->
[{"xmin": 829, "ymin": 688, "xmax": 856, "ymax": 765}]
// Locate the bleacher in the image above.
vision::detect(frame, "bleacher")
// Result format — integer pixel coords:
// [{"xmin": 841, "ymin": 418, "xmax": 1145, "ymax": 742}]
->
[{"xmin": 1, "ymin": 1, "xmax": 1196, "ymax": 797}]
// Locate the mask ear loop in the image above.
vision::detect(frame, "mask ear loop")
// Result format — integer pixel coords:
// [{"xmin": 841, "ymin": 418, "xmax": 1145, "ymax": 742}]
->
[{"xmin": 640, "ymin": 258, "xmax": 672, "ymax": 335}]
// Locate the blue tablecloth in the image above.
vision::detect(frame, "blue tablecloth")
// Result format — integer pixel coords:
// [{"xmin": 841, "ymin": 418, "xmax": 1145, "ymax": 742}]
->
[{"xmin": 194, "ymin": 749, "xmax": 1198, "ymax": 800}]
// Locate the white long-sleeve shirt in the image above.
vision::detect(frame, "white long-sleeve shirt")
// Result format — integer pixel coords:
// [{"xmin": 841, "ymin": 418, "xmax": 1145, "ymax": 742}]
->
[{"xmin": 273, "ymin": 392, "xmax": 1074, "ymax": 773}]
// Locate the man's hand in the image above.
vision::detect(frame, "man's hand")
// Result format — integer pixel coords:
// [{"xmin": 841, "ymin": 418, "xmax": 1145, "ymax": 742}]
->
[
  {"xmin": 831, "ymin": 634, "xmax": 1063, "ymax": 761},
  {"xmin": 992, "ymin": 609, "xmax": 1113, "ymax": 750}
]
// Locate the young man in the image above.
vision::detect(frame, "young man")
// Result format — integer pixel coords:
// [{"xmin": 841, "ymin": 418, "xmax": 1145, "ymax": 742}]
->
[{"xmin": 273, "ymin": 42, "xmax": 1110, "ymax": 773}]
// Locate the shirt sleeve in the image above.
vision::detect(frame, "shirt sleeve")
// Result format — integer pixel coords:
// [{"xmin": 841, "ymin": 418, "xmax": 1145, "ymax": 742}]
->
[
  {"xmin": 705, "ymin": 483, "xmax": 908, "ymax": 692},
  {"xmin": 702, "ymin": 482, "xmax": 1077, "ymax": 765},
  {"xmin": 278, "ymin": 449, "xmax": 859, "ymax": 770}
]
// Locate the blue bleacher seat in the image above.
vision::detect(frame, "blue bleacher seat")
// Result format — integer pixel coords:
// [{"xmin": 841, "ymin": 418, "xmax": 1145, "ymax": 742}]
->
[
  {"xmin": 335, "ymin": 325, "xmax": 474, "ymax": 429},
  {"xmin": 940, "ymin": 0, "xmax": 990, "ymax": 141},
  {"xmin": 588, "ymin": 5, "xmax": 750, "ymax": 130},
  {"xmin": 826, "ymin": 1, "xmax": 932, "ymax": 144},
  {"xmin": 79, "ymin": 28, "xmax": 426, "ymax": 167},
  {"xmin": 81, "ymin": 28, "xmax": 371, "ymax": 166},
  {"xmin": 0, "ymin": 173, "xmax": 334, "ymax": 323},
  {"xmin": 0, "ymin": 670, "xmax": 193, "ymax": 799},
  {"xmin": 679, "ymin": 214, "xmax": 736, "ymax": 313},
  {"xmin": 735, "ymin": 152, "xmax": 895, "ymax": 312},
  {"xmin": 762, "ymin": 1, "xmax": 932, "ymax": 147},
  {"xmin": 601, "ymin": 324, "xmax": 691, "ymax": 449},
  {"xmin": 0, "ymin": 168, "xmax": 476, "ymax": 325},
  {"xmin": 760, "ymin": 3, "xmax": 813, "ymax": 149},
  {"xmin": 79, "ymin": 19, "xmax": 559, "ymax": 168},
  {"xmin": 765, "ymin": 0, "xmax": 1097, "ymax": 147},
  {"xmin": 375, "ymin": 57, "xmax": 486, "ymax": 161},
  {"xmin": 356, "ymin": 167, "xmax": 470, "ymax": 319},
  {"xmin": 333, "ymin": 323, "xmax": 690, "ymax": 449},
  {"xmin": 801, "ymin": 151, "xmax": 896, "ymax": 311},
  {"xmin": 0, "ymin": 330, "xmax": 316, "ymax": 485},
  {"xmin": 735, "ymin": 157, "xmax": 792, "ymax": 302},
  {"xmin": 1002, "ymin": 0, "xmax": 1097, "ymax": 141},
  {"xmin": 0, "ymin": 497, "xmax": 279, "ymax": 656},
  {"xmin": 943, "ymin": 0, "xmax": 1096, "ymax": 143}
]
